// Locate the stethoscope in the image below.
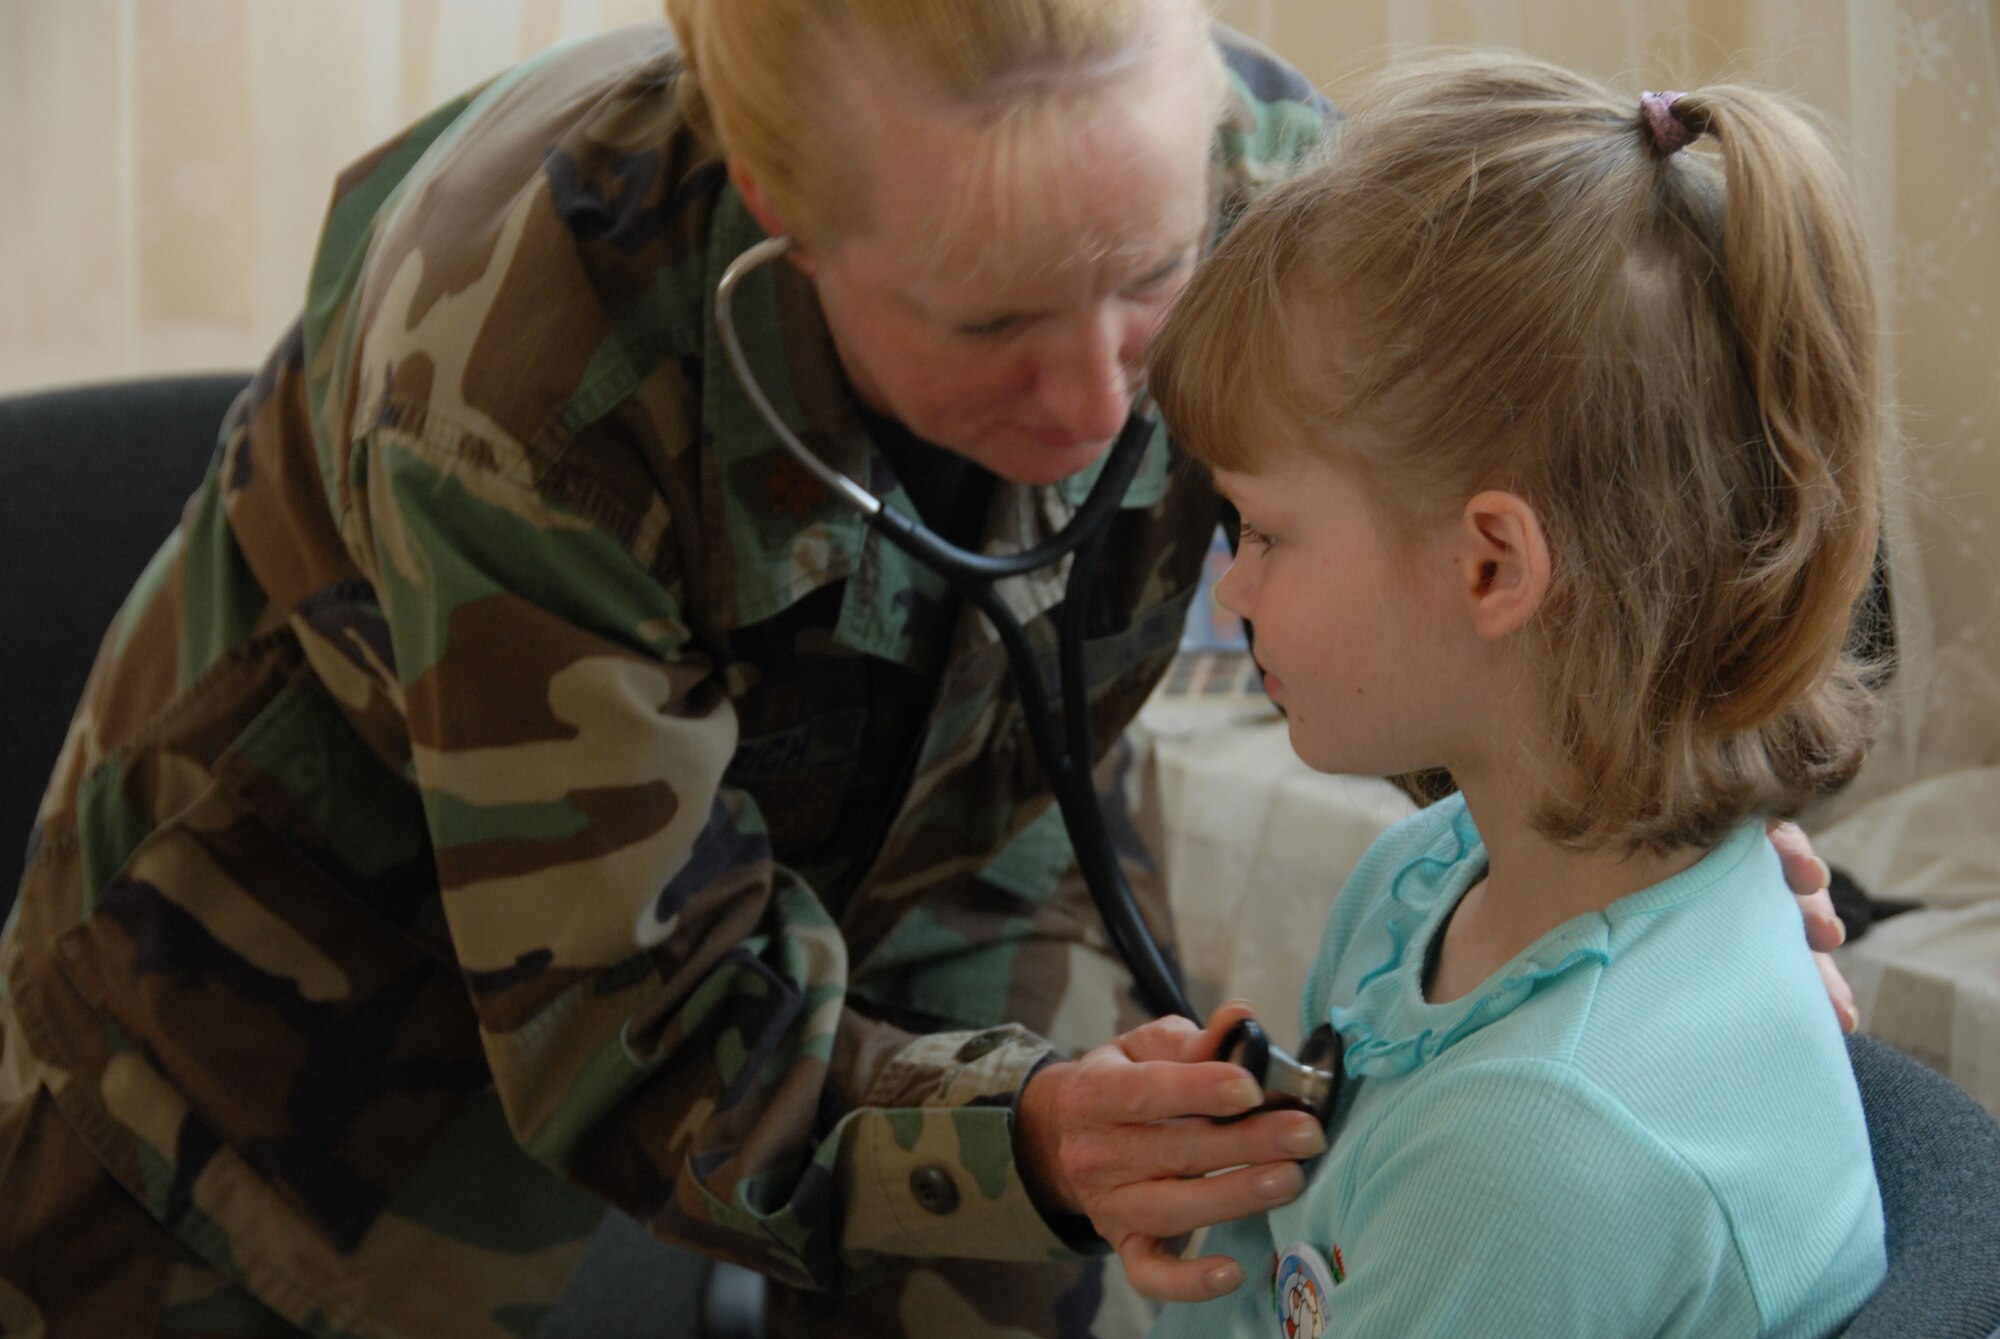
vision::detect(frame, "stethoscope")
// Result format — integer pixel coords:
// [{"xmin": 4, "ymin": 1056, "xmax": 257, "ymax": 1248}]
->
[{"xmin": 717, "ymin": 235, "xmax": 1341, "ymax": 1128}]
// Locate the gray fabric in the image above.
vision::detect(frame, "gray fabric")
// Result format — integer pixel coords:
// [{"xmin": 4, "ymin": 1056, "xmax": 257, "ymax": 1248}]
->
[
  {"xmin": 540, "ymin": 1212, "xmax": 715, "ymax": 1338},
  {"xmin": 541, "ymin": 1211, "xmax": 765, "ymax": 1338},
  {"xmin": 1841, "ymin": 1032, "xmax": 2000, "ymax": 1338}
]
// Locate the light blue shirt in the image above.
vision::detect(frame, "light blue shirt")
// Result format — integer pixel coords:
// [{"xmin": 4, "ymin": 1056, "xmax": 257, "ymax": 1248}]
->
[{"xmin": 1153, "ymin": 796, "xmax": 1885, "ymax": 1339}]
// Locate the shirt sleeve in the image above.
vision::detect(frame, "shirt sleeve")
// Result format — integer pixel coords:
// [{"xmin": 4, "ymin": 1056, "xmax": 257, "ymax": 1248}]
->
[
  {"xmin": 1308, "ymin": 1059, "xmax": 1763, "ymax": 1339},
  {"xmin": 347, "ymin": 421, "xmax": 1084, "ymax": 1293}
]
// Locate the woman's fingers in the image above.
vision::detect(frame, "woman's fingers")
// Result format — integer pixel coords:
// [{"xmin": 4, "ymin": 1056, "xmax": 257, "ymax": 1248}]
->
[
  {"xmin": 1069, "ymin": 1058, "xmax": 1265, "ymax": 1125},
  {"xmin": 1070, "ymin": 1107, "xmax": 1326, "ymax": 1185},
  {"xmin": 1117, "ymin": 1237, "xmax": 1248, "ymax": 1304},
  {"xmin": 1816, "ymin": 951, "xmax": 1860, "ymax": 1033},
  {"xmin": 1795, "ymin": 884, "xmax": 1847, "ymax": 953},
  {"xmin": 1110, "ymin": 1014, "xmax": 1207, "ymax": 1063},
  {"xmin": 1102, "ymin": 1158, "xmax": 1306, "ymax": 1239},
  {"xmin": 1767, "ymin": 820, "xmax": 1848, "ymax": 945},
  {"xmin": 1115, "ymin": 1001, "xmax": 1263, "ymax": 1066},
  {"xmin": 1767, "ymin": 819, "xmax": 1830, "ymax": 892},
  {"xmin": 1763, "ymin": 822, "xmax": 1854, "ymax": 1023},
  {"xmin": 1197, "ymin": 1000, "xmax": 1261, "ymax": 1056}
]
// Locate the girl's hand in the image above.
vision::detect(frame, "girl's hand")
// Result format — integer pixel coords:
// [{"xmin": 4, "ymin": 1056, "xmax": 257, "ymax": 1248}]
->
[
  {"xmin": 1769, "ymin": 820, "xmax": 1859, "ymax": 1033},
  {"xmin": 1016, "ymin": 1002, "xmax": 1325, "ymax": 1302}
]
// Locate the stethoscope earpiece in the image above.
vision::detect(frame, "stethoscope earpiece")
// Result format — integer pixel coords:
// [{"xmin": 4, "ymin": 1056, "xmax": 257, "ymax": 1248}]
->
[{"xmin": 1217, "ymin": 1018, "xmax": 1343, "ymax": 1130}]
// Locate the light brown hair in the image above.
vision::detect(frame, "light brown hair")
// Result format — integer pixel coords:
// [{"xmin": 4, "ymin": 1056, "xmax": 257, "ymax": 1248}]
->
[
  {"xmin": 664, "ymin": 0, "xmax": 1215, "ymax": 249},
  {"xmin": 1151, "ymin": 53, "xmax": 1883, "ymax": 852}
]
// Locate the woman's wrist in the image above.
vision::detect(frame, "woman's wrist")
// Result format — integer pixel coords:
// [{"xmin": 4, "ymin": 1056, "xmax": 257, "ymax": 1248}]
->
[
  {"xmin": 1015, "ymin": 1057, "xmax": 1109, "ymax": 1249},
  {"xmin": 1016, "ymin": 1056, "xmax": 1080, "ymax": 1214}
]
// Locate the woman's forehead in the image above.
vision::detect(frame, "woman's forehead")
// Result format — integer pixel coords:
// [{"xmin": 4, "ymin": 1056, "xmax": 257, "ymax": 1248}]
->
[{"xmin": 830, "ymin": 29, "xmax": 1215, "ymax": 285}]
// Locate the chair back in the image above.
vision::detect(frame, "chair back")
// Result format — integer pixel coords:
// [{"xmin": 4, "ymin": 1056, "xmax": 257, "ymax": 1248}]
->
[
  {"xmin": 1841, "ymin": 1031, "xmax": 2000, "ymax": 1337},
  {"xmin": 0, "ymin": 374, "xmax": 249, "ymax": 906}
]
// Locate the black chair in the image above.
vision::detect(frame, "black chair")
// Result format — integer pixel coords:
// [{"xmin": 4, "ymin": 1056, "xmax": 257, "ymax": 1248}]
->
[
  {"xmin": 2, "ymin": 376, "xmax": 1986, "ymax": 1339},
  {"xmin": 0, "ymin": 374, "xmax": 255, "ymax": 882},
  {"xmin": 1840, "ymin": 1032, "xmax": 2000, "ymax": 1339}
]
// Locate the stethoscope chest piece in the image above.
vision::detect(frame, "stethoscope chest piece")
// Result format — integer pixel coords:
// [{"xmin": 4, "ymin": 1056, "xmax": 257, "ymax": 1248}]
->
[{"xmin": 1217, "ymin": 1018, "xmax": 1343, "ymax": 1129}]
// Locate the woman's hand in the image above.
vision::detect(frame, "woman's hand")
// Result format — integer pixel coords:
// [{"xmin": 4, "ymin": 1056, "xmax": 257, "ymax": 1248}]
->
[
  {"xmin": 1769, "ymin": 820, "xmax": 1859, "ymax": 1033},
  {"xmin": 1016, "ymin": 1003, "xmax": 1323, "ymax": 1303}
]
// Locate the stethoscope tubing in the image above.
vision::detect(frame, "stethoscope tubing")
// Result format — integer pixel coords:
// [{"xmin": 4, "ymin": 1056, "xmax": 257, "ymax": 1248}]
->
[{"xmin": 715, "ymin": 235, "xmax": 1198, "ymax": 1023}]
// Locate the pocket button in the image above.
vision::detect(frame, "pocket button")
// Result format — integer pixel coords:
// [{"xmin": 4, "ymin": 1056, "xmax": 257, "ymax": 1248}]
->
[{"xmin": 910, "ymin": 1165, "xmax": 959, "ymax": 1215}]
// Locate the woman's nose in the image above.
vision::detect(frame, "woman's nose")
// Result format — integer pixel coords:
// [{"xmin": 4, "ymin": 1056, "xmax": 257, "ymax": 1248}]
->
[{"xmin": 1035, "ymin": 310, "xmax": 1139, "ymax": 443}]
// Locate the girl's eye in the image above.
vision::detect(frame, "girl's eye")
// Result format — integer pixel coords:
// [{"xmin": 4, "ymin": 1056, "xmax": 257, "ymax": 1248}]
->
[{"xmin": 1238, "ymin": 521, "xmax": 1274, "ymax": 549}]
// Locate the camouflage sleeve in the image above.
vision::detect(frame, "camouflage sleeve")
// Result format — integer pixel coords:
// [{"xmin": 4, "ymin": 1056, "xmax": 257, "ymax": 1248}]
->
[{"xmin": 349, "ymin": 421, "xmax": 1085, "ymax": 1291}]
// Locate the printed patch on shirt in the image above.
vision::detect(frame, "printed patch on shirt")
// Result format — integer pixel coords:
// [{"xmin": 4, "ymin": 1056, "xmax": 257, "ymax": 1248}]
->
[{"xmin": 1271, "ymin": 1239, "xmax": 1344, "ymax": 1339}]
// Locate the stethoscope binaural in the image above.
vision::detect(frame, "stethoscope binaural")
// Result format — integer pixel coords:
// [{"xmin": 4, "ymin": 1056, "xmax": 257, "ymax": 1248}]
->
[{"xmin": 717, "ymin": 235, "xmax": 1341, "ymax": 1128}]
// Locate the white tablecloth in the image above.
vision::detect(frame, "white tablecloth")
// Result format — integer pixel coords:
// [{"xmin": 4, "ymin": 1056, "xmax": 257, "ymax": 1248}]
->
[
  {"xmin": 1835, "ymin": 900, "xmax": 2000, "ymax": 1117},
  {"xmin": 1815, "ymin": 763, "xmax": 2000, "ymax": 1118}
]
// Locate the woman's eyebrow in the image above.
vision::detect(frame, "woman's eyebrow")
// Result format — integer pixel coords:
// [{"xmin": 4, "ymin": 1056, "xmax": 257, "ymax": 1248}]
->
[{"xmin": 904, "ymin": 238, "xmax": 1199, "ymax": 325}]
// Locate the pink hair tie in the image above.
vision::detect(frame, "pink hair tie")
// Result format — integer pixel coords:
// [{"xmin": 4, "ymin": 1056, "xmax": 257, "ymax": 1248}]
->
[{"xmin": 1641, "ymin": 90, "xmax": 1694, "ymax": 156}]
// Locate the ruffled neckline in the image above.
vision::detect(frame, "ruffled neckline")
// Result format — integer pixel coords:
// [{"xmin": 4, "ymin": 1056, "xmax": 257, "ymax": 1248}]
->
[{"xmin": 1326, "ymin": 797, "xmax": 1763, "ymax": 1080}]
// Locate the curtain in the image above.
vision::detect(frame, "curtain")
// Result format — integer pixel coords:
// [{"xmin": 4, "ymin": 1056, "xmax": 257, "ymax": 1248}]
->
[{"xmin": 1, "ymin": 0, "xmax": 1994, "ymax": 886}]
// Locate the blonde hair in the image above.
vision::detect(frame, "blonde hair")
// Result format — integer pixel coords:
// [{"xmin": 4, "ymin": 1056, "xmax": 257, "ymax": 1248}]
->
[
  {"xmin": 664, "ymin": 0, "xmax": 1214, "ymax": 249},
  {"xmin": 1151, "ymin": 53, "xmax": 1883, "ymax": 852}
]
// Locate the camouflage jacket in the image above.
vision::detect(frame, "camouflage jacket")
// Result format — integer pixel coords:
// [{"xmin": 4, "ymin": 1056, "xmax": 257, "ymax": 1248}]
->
[{"xmin": 1, "ymin": 24, "xmax": 1325, "ymax": 1338}]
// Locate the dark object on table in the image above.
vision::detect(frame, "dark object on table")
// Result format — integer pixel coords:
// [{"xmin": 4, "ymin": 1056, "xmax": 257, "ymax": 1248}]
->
[{"xmin": 1826, "ymin": 864, "xmax": 1922, "ymax": 944}]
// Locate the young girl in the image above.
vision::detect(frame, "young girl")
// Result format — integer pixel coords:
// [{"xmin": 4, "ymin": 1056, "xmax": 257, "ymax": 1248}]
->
[{"xmin": 1142, "ymin": 54, "xmax": 1887, "ymax": 1337}]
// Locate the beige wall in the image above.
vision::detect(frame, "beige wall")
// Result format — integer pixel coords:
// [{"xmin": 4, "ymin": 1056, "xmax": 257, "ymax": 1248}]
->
[
  {"xmin": 0, "ymin": 0, "xmax": 665, "ymax": 394},
  {"xmin": 1, "ymin": 0, "xmax": 1995, "ymax": 802}
]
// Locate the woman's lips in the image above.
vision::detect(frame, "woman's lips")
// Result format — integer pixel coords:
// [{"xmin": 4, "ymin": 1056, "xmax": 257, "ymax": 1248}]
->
[{"xmin": 1019, "ymin": 425, "xmax": 1095, "ymax": 450}]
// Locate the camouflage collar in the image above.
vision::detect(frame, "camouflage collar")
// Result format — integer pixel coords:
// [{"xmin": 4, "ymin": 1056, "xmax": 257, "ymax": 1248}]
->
[{"xmin": 697, "ymin": 184, "xmax": 1170, "ymax": 670}]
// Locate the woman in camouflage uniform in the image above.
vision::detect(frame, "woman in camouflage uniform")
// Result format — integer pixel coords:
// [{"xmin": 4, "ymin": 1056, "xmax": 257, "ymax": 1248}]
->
[{"xmin": 0, "ymin": 1, "xmax": 1850, "ymax": 1335}]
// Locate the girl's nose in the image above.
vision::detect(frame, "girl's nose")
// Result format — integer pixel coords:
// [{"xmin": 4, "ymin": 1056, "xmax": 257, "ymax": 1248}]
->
[{"xmin": 1213, "ymin": 552, "xmax": 1255, "ymax": 617}]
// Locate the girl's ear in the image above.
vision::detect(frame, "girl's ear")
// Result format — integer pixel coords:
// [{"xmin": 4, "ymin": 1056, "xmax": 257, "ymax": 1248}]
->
[{"xmin": 1455, "ymin": 490, "xmax": 1551, "ymax": 642}]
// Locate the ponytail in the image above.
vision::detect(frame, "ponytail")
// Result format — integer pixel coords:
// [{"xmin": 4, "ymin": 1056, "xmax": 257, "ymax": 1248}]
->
[{"xmin": 1655, "ymin": 87, "xmax": 1880, "ymax": 736}]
